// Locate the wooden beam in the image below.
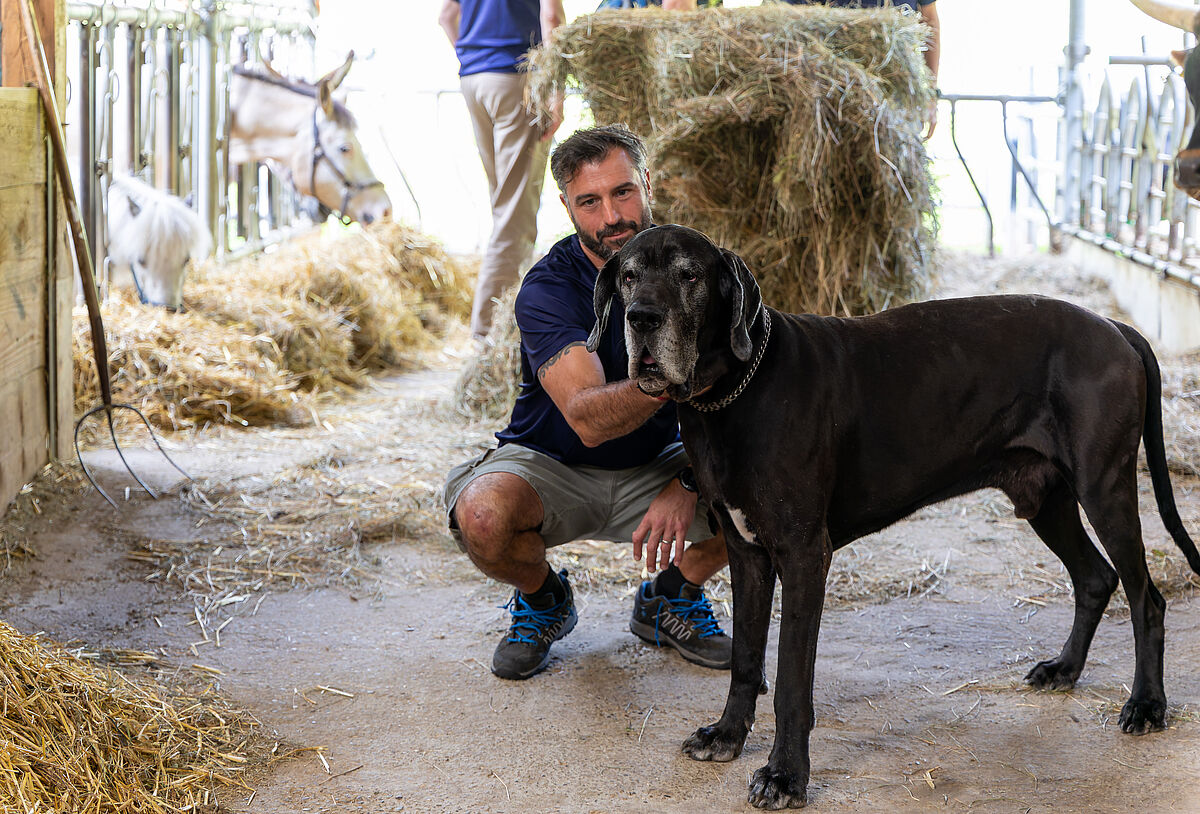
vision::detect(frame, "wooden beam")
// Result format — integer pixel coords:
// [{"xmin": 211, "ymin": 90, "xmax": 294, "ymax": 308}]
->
[{"xmin": 1, "ymin": 0, "xmax": 57, "ymax": 89}]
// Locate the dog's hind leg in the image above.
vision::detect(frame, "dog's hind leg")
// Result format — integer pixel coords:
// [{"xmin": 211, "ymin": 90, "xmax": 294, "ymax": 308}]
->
[
  {"xmin": 683, "ymin": 530, "xmax": 775, "ymax": 764},
  {"xmin": 1024, "ymin": 480, "xmax": 1119, "ymax": 690},
  {"xmin": 1078, "ymin": 466, "xmax": 1168, "ymax": 734}
]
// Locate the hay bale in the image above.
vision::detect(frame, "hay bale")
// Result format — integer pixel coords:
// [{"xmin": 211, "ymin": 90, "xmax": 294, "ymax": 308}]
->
[
  {"xmin": 527, "ymin": 5, "xmax": 935, "ymax": 315},
  {"xmin": 74, "ymin": 290, "xmax": 312, "ymax": 432},
  {"xmin": 452, "ymin": 286, "xmax": 521, "ymax": 422},
  {"xmin": 0, "ymin": 619, "xmax": 260, "ymax": 811}
]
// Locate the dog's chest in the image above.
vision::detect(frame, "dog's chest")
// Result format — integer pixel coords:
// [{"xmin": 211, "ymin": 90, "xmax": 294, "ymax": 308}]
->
[{"xmin": 724, "ymin": 505, "xmax": 758, "ymax": 544}]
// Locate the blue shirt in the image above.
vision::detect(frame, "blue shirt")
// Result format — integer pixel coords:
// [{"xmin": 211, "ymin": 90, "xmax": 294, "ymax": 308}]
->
[
  {"xmin": 453, "ymin": 0, "xmax": 542, "ymax": 77},
  {"xmin": 497, "ymin": 234, "xmax": 681, "ymax": 468}
]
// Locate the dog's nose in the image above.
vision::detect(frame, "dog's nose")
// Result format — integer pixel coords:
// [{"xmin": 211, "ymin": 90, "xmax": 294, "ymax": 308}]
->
[{"xmin": 627, "ymin": 303, "xmax": 664, "ymax": 334}]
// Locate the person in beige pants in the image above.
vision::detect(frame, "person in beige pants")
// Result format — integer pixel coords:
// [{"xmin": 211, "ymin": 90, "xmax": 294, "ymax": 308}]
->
[{"xmin": 439, "ymin": 0, "xmax": 566, "ymax": 341}]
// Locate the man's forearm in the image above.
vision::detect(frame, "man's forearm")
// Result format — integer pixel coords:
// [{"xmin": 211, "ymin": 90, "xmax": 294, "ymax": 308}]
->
[
  {"xmin": 540, "ymin": 0, "xmax": 565, "ymax": 42},
  {"xmin": 438, "ymin": 2, "xmax": 460, "ymax": 46},
  {"xmin": 565, "ymin": 379, "xmax": 666, "ymax": 448}
]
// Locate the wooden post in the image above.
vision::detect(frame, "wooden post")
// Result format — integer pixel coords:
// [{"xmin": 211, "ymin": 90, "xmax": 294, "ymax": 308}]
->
[{"xmin": 1, "ymin": 0, "xmax": 57, "ymax": 89}]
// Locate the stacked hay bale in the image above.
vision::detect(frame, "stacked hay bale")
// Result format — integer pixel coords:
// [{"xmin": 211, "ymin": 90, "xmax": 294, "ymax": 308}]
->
[
  {"xmin": 0, "ymin": 620, "xmax": 260, "ymax": 810},
  {"xmin": 527, "ymin": 4, "xmax": 936, "ymax": 315},
  {"xmin": 75, "ymin": 222, "xmax": 473, "ymax": 432}
]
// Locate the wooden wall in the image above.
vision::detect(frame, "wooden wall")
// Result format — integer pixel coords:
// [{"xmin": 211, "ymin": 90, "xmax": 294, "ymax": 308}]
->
[{"xmin": 0, "ymin": 0, "xmax": 72, "ymax": 512}]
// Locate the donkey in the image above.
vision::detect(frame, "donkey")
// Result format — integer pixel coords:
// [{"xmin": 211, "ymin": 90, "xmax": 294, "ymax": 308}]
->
[
  {"xmin": 106, "ymin": 175, "xmax": 212, "ymax": 310},
  {"xmin": 228, "ymin": 52, "xmax": 392, "ymax": 225}
]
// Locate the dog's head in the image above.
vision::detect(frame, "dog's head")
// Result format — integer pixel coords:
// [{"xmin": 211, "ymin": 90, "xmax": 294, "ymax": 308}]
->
[{"xmin": 586, "ymin": 224, "xmax": 762, "ymax": 400}]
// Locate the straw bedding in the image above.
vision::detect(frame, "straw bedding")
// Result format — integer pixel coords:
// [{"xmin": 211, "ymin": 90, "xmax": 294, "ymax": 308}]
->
[
  {"xmin": 452, "ymin": 286, "xmax": 522, "ymax": 421},
  {"xmin": 74, "ymin": 222, "xmax": 472, "ymax": 433},
  {"xmin": 527, "ymin": 4, "xmax": 936, "ymax": 316},
  {"xmin": 0, "ymin": 620, "xmax": 261, "ymax": 812}
]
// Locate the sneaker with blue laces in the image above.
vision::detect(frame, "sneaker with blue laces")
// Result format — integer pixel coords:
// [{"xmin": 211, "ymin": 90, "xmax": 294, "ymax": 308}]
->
[
  {"xmin": 630, "ymin": 580, "xmax": 732, "ymax": 669},
  {"xmin": 492, "ymin": 569, "xmax": 577, "ymax": 680}
]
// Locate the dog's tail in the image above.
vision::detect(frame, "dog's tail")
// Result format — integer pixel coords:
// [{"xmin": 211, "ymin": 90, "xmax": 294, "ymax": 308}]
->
[{"xmin": 1116, "ymin": 321, "xmax": 1200, "ymax": 575}]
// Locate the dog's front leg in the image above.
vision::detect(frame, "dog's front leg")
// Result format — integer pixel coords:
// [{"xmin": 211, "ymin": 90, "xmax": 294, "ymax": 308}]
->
[
  {"xmin": 682, "ymin": 531, "xmax": 775, "ymax": 762},
  {"xmin": 748, "ymin": 529, "xmax": 831, "ymax": 810}
]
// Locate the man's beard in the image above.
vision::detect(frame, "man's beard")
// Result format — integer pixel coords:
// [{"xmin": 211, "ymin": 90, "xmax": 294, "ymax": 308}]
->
[{"xmin": 576, "ymin": 205, "xmax": 652, "ymax": 261}]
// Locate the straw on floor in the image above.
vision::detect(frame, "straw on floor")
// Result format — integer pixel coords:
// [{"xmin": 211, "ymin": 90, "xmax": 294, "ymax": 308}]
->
[{"xmin": 0, "ymin": 619, "xmax": 261, "ymax": 812}]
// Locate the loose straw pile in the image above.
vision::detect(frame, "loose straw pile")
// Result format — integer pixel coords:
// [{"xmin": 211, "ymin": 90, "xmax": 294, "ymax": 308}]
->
[
  {"xmin": 452, "ymin": 286, "xmax": 522, "ymax": 421},
  {"xmin": 0, "ymin": 620, "xmax": 260, "ymax": 812},
  {"xmin": 74, "ymin": 222, "xmax": 473, "ymax": 434}
]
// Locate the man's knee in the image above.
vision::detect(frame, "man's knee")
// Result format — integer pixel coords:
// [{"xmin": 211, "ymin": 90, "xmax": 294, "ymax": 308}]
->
[
  {"xmin": 452, "ymin": 474, "xmax": 543, "ymax": 561},
  {"xmin": 454, "ymin": 495, "xmax": 512, "ymax": 557}
]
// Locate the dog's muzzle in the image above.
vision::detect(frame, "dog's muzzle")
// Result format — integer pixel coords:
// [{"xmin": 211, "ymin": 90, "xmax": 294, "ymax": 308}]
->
[{"xmin": 626, "ymin": 304, "xmax": 698, "ymax": 399}]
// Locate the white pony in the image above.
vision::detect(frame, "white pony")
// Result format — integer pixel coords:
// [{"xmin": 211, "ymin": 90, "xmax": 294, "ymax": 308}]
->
[{"xmin": 106, "ymin": 176, "xmax": 212, "ymax": 310}]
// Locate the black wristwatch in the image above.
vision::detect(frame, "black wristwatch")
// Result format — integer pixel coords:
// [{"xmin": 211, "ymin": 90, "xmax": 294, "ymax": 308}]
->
[{"xmin": 676, "ymin": 466, "xmax": 699, "ymax": 494}]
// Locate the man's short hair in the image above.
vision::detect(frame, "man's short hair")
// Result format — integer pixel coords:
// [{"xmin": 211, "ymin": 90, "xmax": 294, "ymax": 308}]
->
[{"xmin": 550, "ymin": 124, "xmax": 649, "ymax": 194}]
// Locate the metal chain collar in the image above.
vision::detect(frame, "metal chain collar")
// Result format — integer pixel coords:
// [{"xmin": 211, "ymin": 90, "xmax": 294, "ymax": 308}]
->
[{"xmin": 685, "ymin": 307, "xmax": 773, "ymax": 413}]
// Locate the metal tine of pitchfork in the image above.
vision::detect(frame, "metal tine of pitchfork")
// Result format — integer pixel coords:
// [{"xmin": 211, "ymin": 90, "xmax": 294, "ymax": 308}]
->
[{"xmin": 20, "ymin": 0, "xmax": 194, "ymax": 509}]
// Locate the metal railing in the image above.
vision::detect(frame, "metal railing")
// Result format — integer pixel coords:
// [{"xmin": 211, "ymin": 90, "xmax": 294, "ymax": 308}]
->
[
  {"xmin": 1061, "ymin": 60, "xmax": 1200, "ymax": 291},
  {"xmin": 66, "ymin": 0, "xmax": 316, "ymax": 290}
]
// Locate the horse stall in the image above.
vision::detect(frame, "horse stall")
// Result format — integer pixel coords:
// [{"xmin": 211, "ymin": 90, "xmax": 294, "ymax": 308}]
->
[
  {"xmin": 64, "ymin": 0, "xmax": 319, "ymax": 297},
  {"xmin": 0, "ymin": 0, "xmax": 73, "ymax": 513}
]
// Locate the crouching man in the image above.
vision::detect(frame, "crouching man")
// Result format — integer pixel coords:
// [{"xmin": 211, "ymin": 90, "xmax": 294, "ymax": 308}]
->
[{"xmin": 444, "ymin": 125, "xmax": 731, "ymax": 679}]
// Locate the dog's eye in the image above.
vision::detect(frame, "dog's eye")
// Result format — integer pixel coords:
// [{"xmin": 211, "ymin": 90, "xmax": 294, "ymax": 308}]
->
[
  {"xmin": 622, "ymin": 271, "xmax": 636, "ymax": 284},
  {"xmin": 683, "ymin": 270, "xmax": 699, "ymax": 283}
]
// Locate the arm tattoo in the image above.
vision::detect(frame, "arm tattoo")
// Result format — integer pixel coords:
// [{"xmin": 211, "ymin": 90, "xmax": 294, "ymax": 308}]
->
[{"xmin": 537, "ymin": 341, "xmax": 585, "ymax": 382}]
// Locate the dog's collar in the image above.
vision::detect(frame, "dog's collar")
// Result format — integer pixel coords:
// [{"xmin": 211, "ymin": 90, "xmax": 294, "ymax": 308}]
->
[{"xmin": 685, "ymin": 308, "xmax": 772, "ymax": 413}]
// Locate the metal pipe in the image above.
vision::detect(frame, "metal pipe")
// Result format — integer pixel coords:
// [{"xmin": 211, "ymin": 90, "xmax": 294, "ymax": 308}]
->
[
  {"xmin": 66, "ymin": 2, "xmax": 313, "ymax": 36},
  {"xmin": 1061, "ymin": 0, "xmax": 1087, "ymax": 225},
  {"xmin": 1108, "ymin": 55, "xmax": 1175, "ymax": 66},
  {"xmin": 948, "ymin": 99, "xmax": 994, "ymax": 257},
  {"xmin": 1058, "ymin": 223, "xmax": 1200, "ymax": 292}
]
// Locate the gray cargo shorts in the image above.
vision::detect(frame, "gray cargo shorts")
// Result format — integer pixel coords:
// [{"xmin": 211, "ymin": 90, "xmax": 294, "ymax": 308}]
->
[{"xmin": 443, "ymin": 441, "xmax": 713, "ymax": 551}]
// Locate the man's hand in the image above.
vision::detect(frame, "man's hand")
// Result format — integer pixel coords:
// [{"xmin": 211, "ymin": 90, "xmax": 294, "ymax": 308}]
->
[
  {"xmin": 633, "ymin": 477, "xmax": 698, "ymax": 573},
  {"xmin": 541, "ymin": 91, "xmax": 564, "ymax": 143}
]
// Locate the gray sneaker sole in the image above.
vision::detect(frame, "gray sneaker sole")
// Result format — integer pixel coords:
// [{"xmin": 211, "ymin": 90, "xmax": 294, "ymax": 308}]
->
[{"xmin": 629, "ymin": 618, "xmax": 730, "ymax": 670}]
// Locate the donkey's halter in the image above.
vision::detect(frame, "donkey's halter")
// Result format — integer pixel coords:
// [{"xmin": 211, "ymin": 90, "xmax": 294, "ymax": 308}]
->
[
  {"xmin": 309, "ymin": 105, "xmax": 385, "ymax": 221},
  {"xmin": 685, "ymin": 307, "xmax": 772, "ymax": 413}
]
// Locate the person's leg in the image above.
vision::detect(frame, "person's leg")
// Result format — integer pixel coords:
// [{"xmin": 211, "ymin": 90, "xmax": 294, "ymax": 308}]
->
[
  {"xmin": 444, "ymin": 445, "xmax": 611, "ymax": 679},
  {"xmin": 603, "ymin": 446, "xmax": 733, "ymax": 668},
  {"xmin": 678, "ymin": 534, "xmax": 728, "ymax": 586},
  {"xmin": 464, "ymin": 72, "xmax": 549, "ymax": 339},
  {"xmin": 453, "ymin": 472, "xmax": 548, "ymax": 593}
]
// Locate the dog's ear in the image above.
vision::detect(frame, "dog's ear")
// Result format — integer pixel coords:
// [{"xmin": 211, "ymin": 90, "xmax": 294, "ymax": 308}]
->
[
  {"xmin": 720, "ymin": 248, "xmax": 762, "ymax": 361},
  {"xmin": 586, "ymin": 253, "xmax": 620, "ymax": 353}
]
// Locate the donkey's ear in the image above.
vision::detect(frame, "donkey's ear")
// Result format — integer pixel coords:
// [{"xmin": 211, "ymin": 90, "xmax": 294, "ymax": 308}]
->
[
  {"xmin": 586, "ymin": 254, "xmax": 620, "ymax": 353},
  {"xmin": 319, "ymin": 51, "xmax": 355, "ymax": 91},
  {"xmin": 719, "ymin": 248, "xmax": 762, "ymax": 362},
  {"xmin": 317, "ymin": 79, "xmax": 336, "ymax": 118}
]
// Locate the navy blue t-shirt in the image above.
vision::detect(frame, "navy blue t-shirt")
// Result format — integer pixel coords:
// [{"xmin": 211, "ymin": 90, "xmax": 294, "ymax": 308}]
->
[
  {"xmin": 453, "ymin": 0, "xmax": 542, "ymax": 77},
  {"xmin": 496, "ymin": 234, "xmax": 681, "ymax": 468}
]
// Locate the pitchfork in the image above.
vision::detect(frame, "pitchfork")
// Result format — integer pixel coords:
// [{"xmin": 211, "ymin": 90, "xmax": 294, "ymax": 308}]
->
[{"xmin": 19, "ymin": 0, "xmax": 191, "ymax": 508}]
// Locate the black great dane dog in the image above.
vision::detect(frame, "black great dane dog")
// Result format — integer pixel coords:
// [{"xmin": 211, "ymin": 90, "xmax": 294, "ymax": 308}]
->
[{"xmin": 587, "ymin": 224, "xmax": 1200, "ymax": 809}]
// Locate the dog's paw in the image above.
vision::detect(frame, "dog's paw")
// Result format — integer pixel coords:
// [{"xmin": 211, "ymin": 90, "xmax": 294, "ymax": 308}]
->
[
  {"xmin": 748, "ymin": 765, "xmax": 808, "ymax": 809},
  {"xmin": 1024, "ymin": 658, "xmax": 1080, "ymax": 690},
  {"xmin": 681, "ymin": 724, "xmax": 746, "ymax": 762},
  {"xmin": 1119, "ymin": 697, "xmax": 1167, "ymax": 734}
]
